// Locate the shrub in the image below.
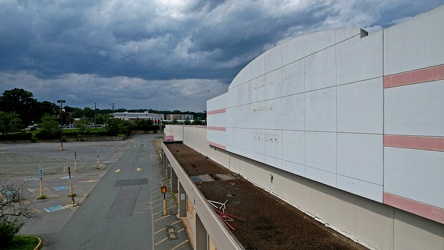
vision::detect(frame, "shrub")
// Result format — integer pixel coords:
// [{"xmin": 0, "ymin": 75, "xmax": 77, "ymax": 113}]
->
[
  {"xmin": 30, "ymin": 133, "xmax": 37, "ymax": 142},
  {"xmin": 0, "ymin": 132, "xmax": 31, "ymax": 141},
  {"xmin": 37, "ymin": 195, "xmax": 46, "ymax": 199},
  {"xmin": 7, "ymin": 235, "xmax": 39, "ymax": 249},
  {"xmin": 0, "ymin": 180, "xmax": 39, "ymax": 248},
  {"xmin": 63, "ymin": 129, "xmax": 80, "ymax": 136},
  {"xmin": 0, "ymin": 220, "xmax": 24, "ymax": 248}
]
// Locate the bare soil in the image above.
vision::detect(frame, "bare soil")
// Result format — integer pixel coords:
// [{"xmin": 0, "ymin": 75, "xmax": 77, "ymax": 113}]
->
[{"xmin": 166, "ymin": 142, "xmax": 368, "ymax": 250}]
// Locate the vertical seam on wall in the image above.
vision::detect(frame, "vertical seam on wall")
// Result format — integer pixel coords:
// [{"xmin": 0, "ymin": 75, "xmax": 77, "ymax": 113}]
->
[
  {"xmin": 335, "ymin": 31, "xmax": 338, "ymax": 186},
  {"xmin": 280, "ymin": 40, "xmax": 284, "ymax": 170},
  {"xmin": 303, "ymin": 34, "xmax": 307, "ymax": 172},
  {"xmin": 382, "ymin": 30, "xmax": 385, "ymax": 199}
]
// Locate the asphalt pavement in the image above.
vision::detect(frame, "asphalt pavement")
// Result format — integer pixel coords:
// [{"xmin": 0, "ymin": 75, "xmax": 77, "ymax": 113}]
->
[{"xmin": 0, "ymin": 135, "xmax": 191, "ymax": 250}]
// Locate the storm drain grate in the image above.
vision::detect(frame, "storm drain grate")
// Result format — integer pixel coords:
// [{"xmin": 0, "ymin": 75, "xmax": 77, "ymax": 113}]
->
[
  {"xmin": 115, "ymin": 178, "xmax": 147, "ymax": 186},
  {"xmin": 166, "ymin": 226, "xmax": 177, "ymax": 240}
]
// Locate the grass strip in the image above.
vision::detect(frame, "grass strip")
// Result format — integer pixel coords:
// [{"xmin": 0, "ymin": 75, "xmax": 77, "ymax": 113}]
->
[{"xmin": 4, "ymin": 235, "xmax": 40, "ymax": 250}]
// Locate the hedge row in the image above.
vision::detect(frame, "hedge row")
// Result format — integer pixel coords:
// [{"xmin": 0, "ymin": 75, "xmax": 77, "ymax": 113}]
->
[{"xmin": 0, "ymin": 128, "xmax": 114, "ymax": 141}]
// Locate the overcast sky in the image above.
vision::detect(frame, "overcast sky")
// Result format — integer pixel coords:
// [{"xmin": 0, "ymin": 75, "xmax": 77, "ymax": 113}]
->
[{"xmin": 1, "ymin": 0, "xmax": 443, "ymax": 112}]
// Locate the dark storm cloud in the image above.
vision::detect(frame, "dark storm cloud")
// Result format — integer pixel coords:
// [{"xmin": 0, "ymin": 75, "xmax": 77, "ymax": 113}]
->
[
  {"xmin": 352, "ymin": 0, "xmax": 444, "ymax": 29},
  {"xmin": 0, "ymin": 0, "xmax": 442, "ymax": 111},
  {"xmin": 0, "ymin": 0, "xmax": 342, "ymax": 81},
  {"xmin": 188, "ymin": 1, "xmax": 337, "ymax": 62}
]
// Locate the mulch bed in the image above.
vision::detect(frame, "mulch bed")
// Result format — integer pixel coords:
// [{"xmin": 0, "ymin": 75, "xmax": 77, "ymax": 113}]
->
[{"xmin": 166, "ymin": 143, "xmax": 368, "ymax": 250}]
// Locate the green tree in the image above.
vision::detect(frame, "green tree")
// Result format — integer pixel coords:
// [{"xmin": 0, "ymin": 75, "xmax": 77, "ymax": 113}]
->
[
  {"xmin": 192, "ymin": 118, "xmax": 203, "ymax": 125},
  {"xmin": 107, "ymin": 118, "xmax": 132, "ymax": 135},
  {"xmin": 74, "ymin": 117, "xmax": 90, "ymax": 133},
  {"xmin": 0, "ymin": 112, "xmax": 22, "ymax": 135},
  {"xmin": 134, "ymin": 119, "xmax": 153, "ymax": 131},
  {"xmin": 95, "ymin": 114, "xmax": 110, "ymax": 124},
  {"xmin": 70, "ymin": 107, "xmax": 84, "ymax": 119},
  {"xmin": 83, "ymin": 107, "xmax": 95, "ymax": 119},
  {"xmin": 39, "ymin": 114, "xmax": 60, "ymax": 137},
  {"xmin": 184, "ymin": 117, "xmax": 191, "ymax": 125},
  {"xmin": 196, "ymin": 111, "xmax": 206, "ymax": 121},
  {"xmin": 37, "ymin": 101, "xmax": 58, "ymax": 117},
  {"xmin": 0, "ymin": 88, "xmax": 38, "ymax": 127}
]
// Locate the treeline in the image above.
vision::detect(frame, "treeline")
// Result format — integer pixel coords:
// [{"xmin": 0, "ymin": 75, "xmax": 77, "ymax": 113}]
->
[{"xmin": 0, "ymin": 88, "xmax": 206, "ymax": 139}]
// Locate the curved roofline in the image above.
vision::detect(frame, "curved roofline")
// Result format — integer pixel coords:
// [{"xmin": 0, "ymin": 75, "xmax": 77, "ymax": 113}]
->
[{"xmin": 228, "ymin": 28, "xmax": 366, "ymax": 89}]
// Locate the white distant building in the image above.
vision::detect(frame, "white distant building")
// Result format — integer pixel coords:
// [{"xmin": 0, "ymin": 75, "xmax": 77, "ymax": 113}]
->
[
  {"xmin": 113, "ymin": 111, "xmax": 163, "ymax": 121},
  {"xmin": 165, "ymin": 114, "xmax": 194, "ymax": 122}
]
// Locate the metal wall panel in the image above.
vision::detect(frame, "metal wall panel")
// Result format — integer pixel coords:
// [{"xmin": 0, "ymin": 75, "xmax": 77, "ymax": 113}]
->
[
  {"xmin": 384, "ymin": 7, "xmax": 444, "ymax": 75},
  {"xmin": 385, "ymin": 80, "xmax": 444, "ymax": 136},
  {"xmin": 337, "ymin": 78, "xmax": 383, "ymax": 134},
  {"xmin": 384, "ymin": 147, "xmax": 444, "ymax": 209},
  {"xmin": 305, "ymin": 88, "xmax": 336, "ymax": 132},
  {"xmin": 281, "ymin": 60, "xmax": 305, "ymax": 96}
]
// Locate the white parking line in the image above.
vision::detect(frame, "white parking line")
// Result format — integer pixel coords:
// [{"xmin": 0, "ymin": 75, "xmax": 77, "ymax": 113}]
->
[
  {"xmin": 171, "ymin": 240, "xmax": 190, "ymax": 250},
  {"xmin": 154, "ymin": 237, "xmax": 168, "ymax": 246}
]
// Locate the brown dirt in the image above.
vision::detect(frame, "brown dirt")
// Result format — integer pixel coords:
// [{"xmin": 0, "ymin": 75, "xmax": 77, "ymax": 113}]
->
[{"xmin": 166, "ymin": 142, "xmax": 368, "ymax": 250}]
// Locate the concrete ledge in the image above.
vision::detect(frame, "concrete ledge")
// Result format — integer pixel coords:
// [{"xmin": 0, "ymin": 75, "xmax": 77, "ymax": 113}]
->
[
  {"xmin": 34, "ymin": 237, "xmax": 42, "ymax": 250},
  {"xmin": 162, "ymin": 142, "xmax": 244, "ymax": 250}
]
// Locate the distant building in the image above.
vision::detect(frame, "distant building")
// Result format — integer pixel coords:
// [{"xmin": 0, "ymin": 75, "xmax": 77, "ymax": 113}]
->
[
  {"xmin": 165, "ymin": 114, "xmax": 194, "ymax": 122},
  {"xmin": 113, "ymin": 111, "xmax": 163, "ymax": 122}
]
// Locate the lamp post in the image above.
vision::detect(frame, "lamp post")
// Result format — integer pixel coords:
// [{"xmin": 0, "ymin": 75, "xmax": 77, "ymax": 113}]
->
[{"xmin": 57, "ymin": 100, "xmax": 66, "ymax": 150}]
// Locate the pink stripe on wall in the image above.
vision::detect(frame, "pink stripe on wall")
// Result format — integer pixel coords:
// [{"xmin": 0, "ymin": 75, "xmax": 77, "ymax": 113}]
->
[
  {"xmin": 384, "ymin": 64, "xmax": 444, "ymax": 88},
  {"xmin": 207, "ymin": 108, "xmax": 226, "ymax": 115},
  {"xmin": 384, "ymin": 192, "xmax": 444, "ymax": 224},
  {"xmin": 208, "ymin": 141, "xmax": 226, "ymax": 150},
  {"xmin": 207, "ymin": 126, "xmax": 226, "ymax": 131},
  {"xmin": 384, "ymin": 135, "xmax": 444, "ymax": 152}
]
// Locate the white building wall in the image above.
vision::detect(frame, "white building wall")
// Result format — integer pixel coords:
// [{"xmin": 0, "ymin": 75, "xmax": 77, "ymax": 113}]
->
[
  {"xmin": 382, "ymin": 5, "xmax": 444, "ymax": 224},
  {"xmin": 165, "ymin": 5, "xmax": 444, "ymax": 250},
  {"xmin": 183, "ymin": 126, "xmax": 208, "ymax": 156},
  {"xmin": 172, "ymin": 130, "xmax": 444, "ymax": 249},
  {"xmin": 337, "ymin": 78, "xmax": 383, "ymax": 134},
  {"xmin": 164, "ymin": 124, "xmax": 184, "ymax": 141},
  {"xmin": 383, "ymin": 7, "xmax": 444, "ymax": 75},
  {"xmin": 384, "ymin": 80, "xmax": 444, "ymax": 136},
  {"xmin": 208, "ymin": 4, "xmax": 444, "ymax": 220},
  {"xmin": 210, "ymin": 27, "xmax": 387, "ymax": 202}
]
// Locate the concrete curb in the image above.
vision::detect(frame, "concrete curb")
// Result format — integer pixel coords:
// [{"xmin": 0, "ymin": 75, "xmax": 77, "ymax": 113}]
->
[{"xmin": 34, "ymin": 237, "xmax": 42, "ymax": 250}]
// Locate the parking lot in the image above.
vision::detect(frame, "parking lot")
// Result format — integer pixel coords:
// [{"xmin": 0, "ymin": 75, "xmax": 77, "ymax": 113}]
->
[
  {"xmin": 0, "ymin": 140, "xmax": 132, "ymax": 235},
  {"xmin": 0, "ymin": 137, "xmax": 191, "ymax": 250}
]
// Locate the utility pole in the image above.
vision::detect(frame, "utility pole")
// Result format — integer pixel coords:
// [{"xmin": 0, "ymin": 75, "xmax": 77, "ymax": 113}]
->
[
  {"xmin": 94, "ymin": 103, "xmax": 97, "ymax": 126},
  {"xmin": 57, "ymin": 99, "xmax": 66, "ymax": 150},
  {"xmin": 109, "ymin": 103, "xmax": 115, "ymax": 121}
]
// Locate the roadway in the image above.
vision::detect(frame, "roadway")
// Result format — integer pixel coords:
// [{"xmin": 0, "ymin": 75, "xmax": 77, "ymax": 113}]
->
[{"xmin": 1, "ymin": 134, "xmax": 191, "ymax": 250}]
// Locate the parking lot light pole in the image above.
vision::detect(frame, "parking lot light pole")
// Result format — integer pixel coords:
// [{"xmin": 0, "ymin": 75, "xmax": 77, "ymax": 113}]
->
[{"xmin": 57, "ymin": 100, "xmax": 66, "ymax": 150}]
